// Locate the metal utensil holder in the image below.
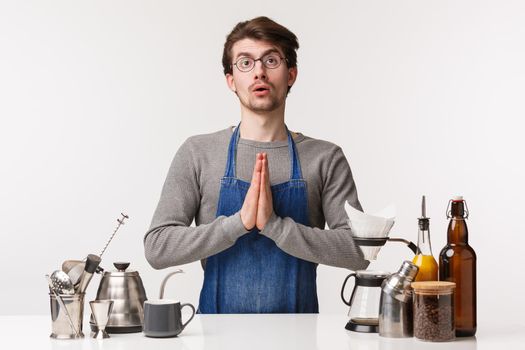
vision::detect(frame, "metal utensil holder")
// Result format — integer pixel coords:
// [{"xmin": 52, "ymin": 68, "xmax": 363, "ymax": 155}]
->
[{"xmin": 49, "ymin": 293, "xmax": 85, "ymax": 339}]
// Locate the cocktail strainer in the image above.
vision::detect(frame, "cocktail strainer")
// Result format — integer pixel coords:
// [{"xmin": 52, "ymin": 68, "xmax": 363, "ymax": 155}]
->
[{"xmin": 50, "ymin": 270, "xmax": 75, "ymax": 295}]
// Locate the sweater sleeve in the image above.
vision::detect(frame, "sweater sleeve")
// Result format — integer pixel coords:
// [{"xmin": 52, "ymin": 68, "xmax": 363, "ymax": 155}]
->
[
  {"xmin": 259, "ymin": 147, "xmax": 369, "ymax": 270},
  {"xmin": 143, "ymin": 138, "xmax": 248, "ymax": 269}
]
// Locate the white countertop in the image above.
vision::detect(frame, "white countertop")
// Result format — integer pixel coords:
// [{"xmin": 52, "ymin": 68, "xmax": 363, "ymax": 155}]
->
[{"xmin": 1, "ymin": 314, "xmax": 523, "ymax": 349}]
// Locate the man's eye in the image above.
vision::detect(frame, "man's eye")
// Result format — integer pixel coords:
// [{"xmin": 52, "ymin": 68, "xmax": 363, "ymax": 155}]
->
[{"xmin": 240, "ymin": 59, "xmax": 252, "ymax": 67}]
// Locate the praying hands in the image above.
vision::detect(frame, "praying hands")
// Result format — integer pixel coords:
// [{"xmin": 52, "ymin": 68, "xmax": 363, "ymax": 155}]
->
[{"xmin": 240, "ymin": 153, "xmax": 274, "ymax": 231}]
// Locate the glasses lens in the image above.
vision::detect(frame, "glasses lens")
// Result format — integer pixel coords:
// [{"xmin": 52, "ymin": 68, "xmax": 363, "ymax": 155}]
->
[
  {"xmin": 236, "ymin": 57, "xmax": 254, "ymax": 72},
  {"xmin": 263, "ymin": 54, "xmax": 281, "ymax": 69}
]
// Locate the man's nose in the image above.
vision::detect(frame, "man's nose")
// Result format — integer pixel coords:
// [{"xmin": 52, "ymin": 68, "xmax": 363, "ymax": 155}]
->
[{"xmin": 253, "ymin": 60, "xmax": 267, "ymax": 80}]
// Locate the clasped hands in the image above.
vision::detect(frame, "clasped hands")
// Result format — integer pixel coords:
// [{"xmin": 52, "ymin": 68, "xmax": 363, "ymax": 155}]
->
[{"xmin": 240, "ymin": 153, "xmax": 274, "ymax": 231}]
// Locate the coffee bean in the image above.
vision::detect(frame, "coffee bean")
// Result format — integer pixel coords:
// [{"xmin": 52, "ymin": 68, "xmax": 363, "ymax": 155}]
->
[{"xmin": 413, "ymin": 293, "xmax": 455, "ymax": 341}]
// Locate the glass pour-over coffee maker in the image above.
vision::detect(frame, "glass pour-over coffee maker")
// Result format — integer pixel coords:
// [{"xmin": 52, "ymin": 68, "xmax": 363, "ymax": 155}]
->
[{"xmin": 342, "ymin": 203, "xmax": 418, "ymax": 333}]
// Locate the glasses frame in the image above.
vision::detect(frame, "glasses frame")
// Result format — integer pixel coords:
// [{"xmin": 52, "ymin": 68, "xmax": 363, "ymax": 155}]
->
[{"xmin": 232, "ymin": 54, "xmax": 288, "ymax": 73}]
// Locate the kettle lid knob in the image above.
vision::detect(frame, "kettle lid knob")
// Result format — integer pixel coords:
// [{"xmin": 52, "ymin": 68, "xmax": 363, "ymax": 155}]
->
[{"xmin": 114, "ymin": 262, "xmax": 130, "ymax": 271}]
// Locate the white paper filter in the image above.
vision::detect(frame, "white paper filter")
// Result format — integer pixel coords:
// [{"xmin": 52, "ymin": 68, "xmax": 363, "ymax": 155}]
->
[{"xmin": 345, "ymin": 201, "xmax": 396, "ymax": 260}]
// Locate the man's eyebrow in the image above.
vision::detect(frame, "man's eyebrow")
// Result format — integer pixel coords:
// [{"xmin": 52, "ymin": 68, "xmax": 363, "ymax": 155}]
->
[{"xmin": 235, "ymin": 48, "xmax": 280, "ymax": 60}]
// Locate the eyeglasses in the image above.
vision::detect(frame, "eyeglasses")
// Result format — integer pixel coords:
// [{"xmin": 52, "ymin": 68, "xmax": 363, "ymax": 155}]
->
[{"xmin": 232, "ymin": 53, "xmax": 287, "ymax": 73}]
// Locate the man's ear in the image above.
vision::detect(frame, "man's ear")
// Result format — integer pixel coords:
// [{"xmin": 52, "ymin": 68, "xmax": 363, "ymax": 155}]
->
[
  {"xmin": 226, "ymin": 73, "xmax": 236, "ymax": 93},
  {"xmin": 288, "ymin": 67, "xmax": 298, "ymax": 88}
]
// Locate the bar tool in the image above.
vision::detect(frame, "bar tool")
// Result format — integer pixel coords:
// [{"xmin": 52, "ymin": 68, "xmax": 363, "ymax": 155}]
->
[
  {"xmin": 80, "ymin": 213, "xmax": 127, "ymax": 294},
  {"xmin": 64, "ymin": 260, "xmax": 104, "ymax": 287},
  {"xmin": 49, "ymin": 270, "xmax": 75, "ymax": 295},
  {"xmin": 77, "ymin": 254, "xmax": 102, "ymax": 294},
  {"xmin": 45, "ymin": 275, "xmax": 81, "ymax": 338},
  {"xmin": 67, "ymin": 262, "xmax": 85, "ymax": 287},
  {"xmin": 63, "ymin": 213, "xmax": 129, "ymax": 289},
  {"xmin": 379, "ymin": 261, "xmax": 419, "ymax": 338},
  {"xmin": 90, "ymin": 300, "xmax": 114, "ymax": 339},
  {"xmin": 99, "ymin": 213, "xmax": 129, "ymax": 258},
  {"xmin": 62, "ymin": 259, "xmax": 83, "ymax": 274}
]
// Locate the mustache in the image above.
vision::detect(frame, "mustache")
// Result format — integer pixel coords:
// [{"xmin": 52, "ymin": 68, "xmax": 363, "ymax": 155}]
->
[{"xmin": 249, "ymin": 81, "xmax": 273, "ymax": 90}]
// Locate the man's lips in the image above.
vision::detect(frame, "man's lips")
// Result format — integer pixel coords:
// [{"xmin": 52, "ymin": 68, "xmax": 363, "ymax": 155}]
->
[
  {"xmin": 252, "ymin": 84, "xmax": 271, "ymax": 97},
  {"xmin": 252, "ymin": 84, "xmax": 270, "ymax": 92}
]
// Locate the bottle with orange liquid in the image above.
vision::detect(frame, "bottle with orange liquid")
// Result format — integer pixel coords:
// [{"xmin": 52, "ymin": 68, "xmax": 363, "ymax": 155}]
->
[{"xmin": 412, "ymin": 196, "xmax": 438, "ymax": 281}]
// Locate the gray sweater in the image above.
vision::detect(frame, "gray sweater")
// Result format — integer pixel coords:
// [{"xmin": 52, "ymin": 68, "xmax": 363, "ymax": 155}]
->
[{"xmin": 144, "ymin": 126, "xmax": 369, "ymax": 271}]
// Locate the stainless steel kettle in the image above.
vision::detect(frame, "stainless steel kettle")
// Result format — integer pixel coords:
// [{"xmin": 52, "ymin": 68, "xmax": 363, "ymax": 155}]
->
[{"xmin": 90, "ymin": 262, "xmax": 147, "ymax": 333}]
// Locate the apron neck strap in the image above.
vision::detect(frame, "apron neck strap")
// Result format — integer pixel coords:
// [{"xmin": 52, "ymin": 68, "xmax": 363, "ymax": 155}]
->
[
  {"xmin": 224, "ymin": 123, "xmax": 303, "ymax": 180},
  {"xmin": 287, "ymin": 128, "xmax": 303, "ymax": 180}
]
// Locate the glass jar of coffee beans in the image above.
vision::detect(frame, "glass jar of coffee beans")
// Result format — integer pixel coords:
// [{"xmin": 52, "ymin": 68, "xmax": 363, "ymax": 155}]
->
[{"xmin": 411, "ymin": 281, "xmax": 456, "ymax": 342}]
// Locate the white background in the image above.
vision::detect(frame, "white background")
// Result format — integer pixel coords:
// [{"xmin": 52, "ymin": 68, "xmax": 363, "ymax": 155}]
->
[{"xmin": 1, "ymin": 0, "xmax": 524, "ymax": 324}]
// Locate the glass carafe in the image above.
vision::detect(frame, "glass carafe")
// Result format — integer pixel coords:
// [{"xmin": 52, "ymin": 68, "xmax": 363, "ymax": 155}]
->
[{"xmin": 341, "ymin": 270, "xmax": 390, "ymax": 333}]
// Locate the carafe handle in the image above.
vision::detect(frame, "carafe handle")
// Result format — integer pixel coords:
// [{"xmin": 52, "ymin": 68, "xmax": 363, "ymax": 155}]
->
[
  {"xmin": 341, "ymin": 273, "xmax": 357, "ymax": 306},
  {"xmin": 180, "ymin": 303, "xmax": 196, "ymax": 330}
]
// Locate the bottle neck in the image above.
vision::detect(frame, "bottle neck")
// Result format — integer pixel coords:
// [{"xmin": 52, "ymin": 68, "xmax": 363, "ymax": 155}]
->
[
  {"xmin": 448, "ymin": 218, "xmax": 468, "ymax": 244},
  {"xmin": 448, "ymin": 201, "xmax": 469, "ymax": 244},
  {"xmin": 417, "ymin": 227, "xmax": 434, "ymax": 255}
]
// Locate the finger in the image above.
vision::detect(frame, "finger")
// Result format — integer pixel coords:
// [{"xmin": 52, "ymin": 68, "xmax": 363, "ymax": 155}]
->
[
  {"xmin": 248, "ymin": 168, "xmax": 261, "ymax": 201},
  {"xmin": 263, "ymin": 154, "xmax": 270, "ymax": 189},
  {"xmin": 254, "ymin": 168, "xmax": 261, "ymax": 192},
  {"xmin": 244, "ymin": 168, "xmax": 260, "ymax": 213},
  {"xmin": 251, "ymin": 153, "xmax": 262, "ymax": 184},
  {"xmin": 264, "ymin": 153, "xmax": 270, "ymax": 182},
  {"xmin": 260, "ymin": 156, "xmax": 267, "ymax": 196},
  {"xmin": 261, "ymin": 156, "xmax": 266, "ymax": 188},
  {"xmin": 256, "ymin": 152, "xmax": 263, "ymax": 170}
]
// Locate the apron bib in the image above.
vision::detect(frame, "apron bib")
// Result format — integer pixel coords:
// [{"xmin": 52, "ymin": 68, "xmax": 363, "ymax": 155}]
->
[{"xmin": 198, "ymin": 124, "xmax": 318, "ymax": 313}]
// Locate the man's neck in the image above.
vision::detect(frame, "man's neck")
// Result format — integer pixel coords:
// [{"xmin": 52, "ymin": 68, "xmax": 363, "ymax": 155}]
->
[{"xmin": 239, "ymin": 107, "xmax": 287, "ymax": 142}]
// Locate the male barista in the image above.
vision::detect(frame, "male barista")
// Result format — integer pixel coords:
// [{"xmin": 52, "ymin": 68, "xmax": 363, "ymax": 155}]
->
[{"xmin": 144, "ymin": 16, "xmax": 368, "ymax": 313}]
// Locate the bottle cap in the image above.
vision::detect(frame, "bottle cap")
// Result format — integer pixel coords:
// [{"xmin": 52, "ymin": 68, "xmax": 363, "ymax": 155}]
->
[{"xmin": 418, "ymin": 195, "xmax": 430, "ymax": 230}]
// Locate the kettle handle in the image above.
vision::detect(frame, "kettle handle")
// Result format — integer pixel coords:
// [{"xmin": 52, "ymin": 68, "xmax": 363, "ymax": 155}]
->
[
  {"xmin": 341, "ymin": 273, "xmax": 357, "ymax": 306},
  {"xmin": 159, "ymin": 269, "xmax": 184, "ymax": 299}
]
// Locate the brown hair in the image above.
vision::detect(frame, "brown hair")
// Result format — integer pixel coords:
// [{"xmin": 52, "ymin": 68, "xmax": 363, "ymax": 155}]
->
[{"xmin": 222, "ymin": 16, "xmax": 299, "ymax": 78}]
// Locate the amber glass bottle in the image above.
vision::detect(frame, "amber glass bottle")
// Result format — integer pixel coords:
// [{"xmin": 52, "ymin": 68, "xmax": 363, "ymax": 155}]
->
[{"xmin": 439, "ymin": 196, "xmax": 477, "ymax": 337}]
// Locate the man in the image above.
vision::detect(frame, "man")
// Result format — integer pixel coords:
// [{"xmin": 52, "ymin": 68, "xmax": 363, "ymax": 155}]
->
[{"xmin": 144, "ymin": 16, "xmax": 368, "ymax": 314}]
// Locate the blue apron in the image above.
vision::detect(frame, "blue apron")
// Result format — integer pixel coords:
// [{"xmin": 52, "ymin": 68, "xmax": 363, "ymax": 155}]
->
[{"xmin": 198, "ymin": 124, "xmax": 318, "ymax": 313}]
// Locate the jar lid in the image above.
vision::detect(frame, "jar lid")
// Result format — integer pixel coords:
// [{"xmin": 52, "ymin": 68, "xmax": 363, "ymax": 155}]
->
[{"xmin": 411, "ymin": 281, "xmax": 456, "ymax": 294}]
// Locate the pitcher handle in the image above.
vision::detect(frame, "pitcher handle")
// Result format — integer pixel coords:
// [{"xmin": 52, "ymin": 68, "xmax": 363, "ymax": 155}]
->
[
  {"xmin": 180, "ymin": 303, "xmax": 196, "ymax": 330},
  {"xmin": 159, "ymin": 269, "xmax": 184, "ymax": 299},
  {"xmin": 340, "ymin": 273, "xmax": 357, "ymax": 306}
]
